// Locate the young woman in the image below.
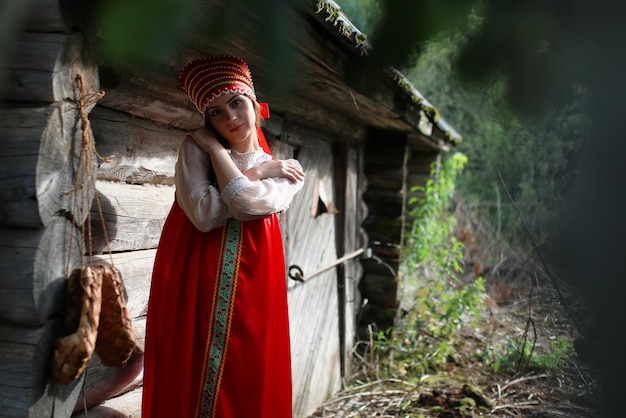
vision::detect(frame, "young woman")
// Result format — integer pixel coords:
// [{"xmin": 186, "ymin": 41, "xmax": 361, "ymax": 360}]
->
[{"xmin": 142, "ymin": 56, "xmax": 305, "ymax": 418}]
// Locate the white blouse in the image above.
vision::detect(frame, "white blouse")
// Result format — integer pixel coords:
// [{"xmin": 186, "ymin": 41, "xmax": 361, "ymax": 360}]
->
[{"xmin": 174, "ymin": 136, "xmax": 304, "ymax": 232}]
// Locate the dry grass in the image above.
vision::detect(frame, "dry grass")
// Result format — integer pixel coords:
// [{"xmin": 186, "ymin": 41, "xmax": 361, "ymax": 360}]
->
[
  {"xmin": 310, "ymin": 283, "xmax": 598, "ymax": 417},
  {"xmin": 309, "ymin": 210, "xmax": 599, "ymax": 417}
]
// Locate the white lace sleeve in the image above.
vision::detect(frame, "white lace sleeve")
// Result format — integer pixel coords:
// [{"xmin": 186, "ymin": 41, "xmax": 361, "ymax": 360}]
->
[
  {"xmin": 174, "ymin": 137, "xmax": 229, "ymax": 232},
  {"xmin": 222, "ymin": 175, "xmax": 305, "ymax": 220}
]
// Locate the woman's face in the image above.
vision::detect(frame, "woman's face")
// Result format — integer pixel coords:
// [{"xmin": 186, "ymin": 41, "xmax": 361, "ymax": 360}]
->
[{"xmin": 206, "ymin": 93, "xmax": 258, "ymax": 150}]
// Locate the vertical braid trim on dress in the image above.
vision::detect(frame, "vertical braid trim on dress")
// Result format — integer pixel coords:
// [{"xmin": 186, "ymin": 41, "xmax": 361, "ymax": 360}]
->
[{"xmin": 197, "ymin": 219, "xmax": 243, "ymax": 417}]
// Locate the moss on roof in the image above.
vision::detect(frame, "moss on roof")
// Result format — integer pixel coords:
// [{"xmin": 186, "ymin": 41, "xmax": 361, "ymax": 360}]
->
[
  {"xmin": 314, "ymin": 0, "xmax": 369, "ymax": 54},
  {"xmin": 312, "ymin": 0, "xmax": 461, "ymax": 145}
]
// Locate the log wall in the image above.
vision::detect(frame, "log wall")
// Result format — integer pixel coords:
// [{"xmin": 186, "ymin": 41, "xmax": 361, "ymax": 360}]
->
[
  {"xmin": 358, "ymin": 131, "xmax": 440, "ymax": 340},
  {"xmin": 0, "ymin": 2, "xmax": 102, "ymax": 415}
]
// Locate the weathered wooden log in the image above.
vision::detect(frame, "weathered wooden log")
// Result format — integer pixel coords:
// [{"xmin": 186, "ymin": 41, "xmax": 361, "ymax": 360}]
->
[
  {"xmin": 97, "ymin": 67, "xmax": 200, "ymax": 130},
  {"xmin": 406, "ymin": 151, "xmax": 439, "ymax": 174},
  {"xmin": 0, "ymin": 217, "xmax": 82, "ymax": 326},
  {"xmin": 361, "ymin": 215, "xmax": 403, "ymax": 248},
  {"xmin": 365, "ymin": 134, "xmax": 408, "ymax": 166},
  {"xmin": 370, "ymin": 243, "xmax": 401, "ymax": 263},
  {"xmin": 85, "ymin": 181, "xmax": 174, "ymax": 254},
  {"xmin": 407, "ymin": 132, "xmax": 442, "ymax": 152},
  {"xmin": 271, "ymin": 94, "xmax": 368, "ymax": 141},
  {"xmin": 2, "ymin": 32, "xmax": 98, "ymax": 104},
  {"xmin": 72, "ymin": 348, "xmax": 143, "ymax": 414},
  {"xmin": 0, "ymin": 319, "xmax": 84, "ymax": 418},
  {"xmin": 405, "ymin": 172, "xmax": 431, "ymax": 190},
  {"xmin": 0, "ymin": 102, "xmax": 96, "ymax": 228},
  {"xmin": 363, "ymin": 165, "xmax": 405, "ymax": 190},
  {"xmin": 90, "ymin": 105, "xmax": 183, "ymax": 180},
  {"xmin": 72, "ymin": 387, "xmax": 144, "ymax": 418},
  {"xmin": 363, "ymin": 189, "xmax": 403, "ymax": 216},
  {"xmin": 18, "ymin": 0, "xmax": 67, "ymax": 33},
  {"xmin": 97, "ymin": 165, "xmax": 174, "ymax": 186}
]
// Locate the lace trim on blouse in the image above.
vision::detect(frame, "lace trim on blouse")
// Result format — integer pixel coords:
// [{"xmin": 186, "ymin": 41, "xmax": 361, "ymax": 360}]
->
[
  {"xmin": 223, "ymin": 176, "xmax": 249, "ymax": 198},
  {"xmin": 222, "ymin": 149, "xmax": 272, "ymax": 200},
  {"xmin": 230, "ymin": 149, "xmax": 271, "ymax": 171}
]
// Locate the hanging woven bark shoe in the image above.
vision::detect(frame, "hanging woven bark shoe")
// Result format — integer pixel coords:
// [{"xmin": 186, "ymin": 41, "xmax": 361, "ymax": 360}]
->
[
  {"xmin": 94, "ymin": 262, "xmax": 136, "ymax": 367},
  {"xmin": 51, "ymin": 265, "xmax": 103, "ymax": 385}
]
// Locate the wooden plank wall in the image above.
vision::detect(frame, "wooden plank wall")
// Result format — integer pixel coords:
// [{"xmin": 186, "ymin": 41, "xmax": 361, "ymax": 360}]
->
[{"xmin": 279, "ymin": 123, "xmax": 365, "ymax": 417}]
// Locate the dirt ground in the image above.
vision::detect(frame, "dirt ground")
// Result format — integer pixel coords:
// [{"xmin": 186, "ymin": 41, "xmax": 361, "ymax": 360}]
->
[{"xmin": 308, "ymin": 217, "xmax": 600, "ymax": 417}]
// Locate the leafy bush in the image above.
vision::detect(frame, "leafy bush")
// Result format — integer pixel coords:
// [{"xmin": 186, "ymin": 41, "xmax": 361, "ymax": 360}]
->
[
  {"xmin": 370, "ymin": 153, "xmax": 487, "ymax": 378},
  {"xmin": 482, "ymin": 336, "xmax": 575, "ymax": 373}
]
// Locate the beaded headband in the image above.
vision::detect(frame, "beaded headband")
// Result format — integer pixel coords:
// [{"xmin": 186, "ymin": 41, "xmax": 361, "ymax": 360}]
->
[{"xmin": 179, "ymin": 55, "xmax": 257, "ymax": 114}]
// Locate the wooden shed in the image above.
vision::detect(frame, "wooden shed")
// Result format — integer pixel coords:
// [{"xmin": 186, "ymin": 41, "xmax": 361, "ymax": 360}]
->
[{"xmin": 0, "ymin": 0, "xmax": 460, "ymax": 417}]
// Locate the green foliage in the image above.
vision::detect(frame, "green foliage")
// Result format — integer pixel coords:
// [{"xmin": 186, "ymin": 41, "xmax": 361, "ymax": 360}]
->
[
  {"xmin": 368, "ymin": 153, "xmax": 487, "ymax": 377},
  {"xmin": 97, "ymin": 0, "xmax": 196, "ymax": 66},
  {"xmin": 333, "ymin": 0, "xmax": 382, "ymax": 35},
  {"xmin": 95, "ymin": 0, "xmax": 299, "ymax": 86},
  {"xmin": 404, "ymin": 152, "xmax": 467, "ymax": 273},
  {"xmin": 406, "ymin": 30, "xmax": 588, "ymax": 251},
  {"xmin": 482, "ymin": 336, "xmax": 575, "ymax": 373},
  {"xmin": 336, "ymin": 0, "xmax": 588, "ymax": 253}
]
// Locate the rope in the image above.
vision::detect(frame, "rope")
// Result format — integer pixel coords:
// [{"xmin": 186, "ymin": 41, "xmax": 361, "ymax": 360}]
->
[
  {"xmin": 52, "ymin": 74, "xmax": 128, "ymax": 417},
  {"xmin": 68, "ymin": 74, "xmax": 117, "ymax": 269},
  {"xmin": 58, "ymin": 74, "xmax": 108, "ymax": 418}
]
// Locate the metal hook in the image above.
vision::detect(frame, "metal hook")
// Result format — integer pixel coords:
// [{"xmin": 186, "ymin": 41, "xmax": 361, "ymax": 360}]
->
[{"xmin": 288, "ymin": 265, "xmax": 304, "ymax": 282}]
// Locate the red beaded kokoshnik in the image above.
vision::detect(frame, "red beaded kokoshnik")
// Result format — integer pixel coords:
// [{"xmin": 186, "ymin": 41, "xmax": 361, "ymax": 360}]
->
[
  {"xmin": 179, "ymin": 55, "xmax": 272, "ymax": 154},
  {"xmin": 179, "ymin": 56, "xmax": 257, "ymax": 113}
]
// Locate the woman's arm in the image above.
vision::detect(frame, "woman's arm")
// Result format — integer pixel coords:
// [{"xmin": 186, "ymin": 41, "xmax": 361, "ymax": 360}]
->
[
  {"xmin": 188, "ymin": 127, "xmax": 243, "ymax": 189},
  {"xmin": 243, "ymin": 158, "xmax": 305, "ymax": 183},
  {"xmin": 187, "ymin": 127, "xmax": 305, "ymax": 220},
  {"xmin": 174, "ymin": 137, "xmax": 229, "ymax": 232},
  {"xmin": 223, "ymin": 161, "xmax": 305, "ymax": 219},
  {"xmin": 222, "ymin": 177, "xmax": 304, "ymax": 221}
]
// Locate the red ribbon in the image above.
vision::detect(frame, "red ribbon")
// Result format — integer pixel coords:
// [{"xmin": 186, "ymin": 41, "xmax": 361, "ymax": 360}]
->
[{"xmin": 259, "ymin": 102, "xmax": 270, "ymax": 119}]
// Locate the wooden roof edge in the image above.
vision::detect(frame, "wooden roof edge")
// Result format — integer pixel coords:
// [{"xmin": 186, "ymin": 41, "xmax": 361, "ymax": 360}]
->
[
  {"xmin": 433, "ymin": 117, "xmax": 463, "ymax": 145},
  {"xmin": 309, "ymin": 0, "xmax": 462, "ymax": 146},
  {"xmin": 386, "ymin": 67, "xmax": 462, "ymax": 145},
  {"xmin": 311, "ymin": 0, "xmax": 370, "ymax": 56}
]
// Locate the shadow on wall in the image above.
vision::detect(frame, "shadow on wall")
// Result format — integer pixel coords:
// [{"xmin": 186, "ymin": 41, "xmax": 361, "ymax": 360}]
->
[{"xmin": 84, "ymin": 189, "xmax": 118, "ymax": 255}]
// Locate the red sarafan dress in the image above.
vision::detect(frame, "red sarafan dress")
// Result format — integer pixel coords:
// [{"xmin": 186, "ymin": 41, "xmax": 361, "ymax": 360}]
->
[{"xmin": 142, "ymin": 132, "xmax": 303, "ymax": 418}]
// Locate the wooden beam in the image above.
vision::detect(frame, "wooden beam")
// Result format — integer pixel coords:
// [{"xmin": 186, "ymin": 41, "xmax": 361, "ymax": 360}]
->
[
  {"xmin": 18, "ymin": 0, "xmax": 67, "ymax": 33},
  {"xmin": 0, "ymin": 217, "xmax": 82, "ymax": 326},
  {"xmin": 2, "ymin": 32, "xmax": 98, "ymax": 104},
  {"xmin": 86, "ymin": 181, "xmax": 174, "ymax": 254},
  {"xmin": 97, "ymin": 73, "xmax": 202, "ymax": 131},
  {"xmin": 90, "ymin": 105, "xmax": 183, "ymax": 181},
  {"xmin": 0, "ymin": 103, "xmax": 96, "ymax": 228},
  {"xmin": 0, "ymin": 319, "xmax": 84, "ymax": 418}
]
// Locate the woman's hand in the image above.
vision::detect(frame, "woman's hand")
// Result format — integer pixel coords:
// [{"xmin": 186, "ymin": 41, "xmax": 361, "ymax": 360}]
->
[
  {"xmin": 245, "ymin": 159, "xmax": 305, "ymax": 183},
  {"xmin": 187, "ymin": 127, "xmax": 224, "ymax": 154}
]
